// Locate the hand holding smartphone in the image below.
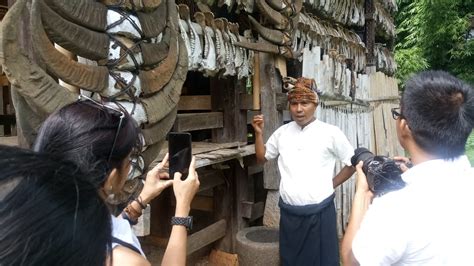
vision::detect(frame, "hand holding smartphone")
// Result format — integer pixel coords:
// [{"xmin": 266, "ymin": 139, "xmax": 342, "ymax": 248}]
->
[{"xmin": 168, "ymin": 132, "xmax": 192, "ymax": 180}]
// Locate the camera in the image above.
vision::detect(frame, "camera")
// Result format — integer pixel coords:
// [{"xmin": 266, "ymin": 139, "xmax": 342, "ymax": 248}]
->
[{"xmin": 350, "ymin": 147, "xmax": 406, "ymax": 196}]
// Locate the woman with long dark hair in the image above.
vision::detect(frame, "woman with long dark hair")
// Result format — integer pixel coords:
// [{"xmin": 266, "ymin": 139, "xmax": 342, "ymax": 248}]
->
[
  {"xmin": 0, "ymin": 145, "xmax": 111, "ymax": 265},
  {"xmin": 34, "ymin": 96, "xmax": 199, "ymax": 265}
]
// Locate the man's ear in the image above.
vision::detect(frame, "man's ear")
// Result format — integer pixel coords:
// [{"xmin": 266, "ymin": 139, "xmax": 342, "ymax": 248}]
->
[{"xmin": 398, "ymin": 118, "xmax": 412, "ymax": 140}]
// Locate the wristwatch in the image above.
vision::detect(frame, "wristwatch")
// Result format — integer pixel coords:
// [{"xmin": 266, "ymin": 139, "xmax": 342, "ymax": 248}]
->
[{"xmin": 171, "ymin": 216, "xmax": 193, "ymax": 230}]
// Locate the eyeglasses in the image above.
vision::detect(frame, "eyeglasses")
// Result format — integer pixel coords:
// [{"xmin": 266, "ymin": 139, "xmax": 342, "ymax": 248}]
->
[
  {"xmin": 78, "ymin": 94, "xmax": 125, "ymax": 163},
  {"xmin": 391, "ymin": 107, "xmax": 403, "ymax": 120},
  {"xmin": 128, "ymin": 153, "xmax": 145, "ymax": 180}
]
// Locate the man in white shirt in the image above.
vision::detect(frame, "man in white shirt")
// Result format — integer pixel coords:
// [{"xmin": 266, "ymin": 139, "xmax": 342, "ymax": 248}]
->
[
  {"xmin": 252, "ymin": 77, "xmax": 355, "ymax": 266},
  {"xmin": 342, "ymin": 71, "xmax": 474, "ymax": 265}
]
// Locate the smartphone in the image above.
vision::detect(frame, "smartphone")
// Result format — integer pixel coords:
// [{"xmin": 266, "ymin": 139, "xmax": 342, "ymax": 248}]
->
[{"xmin": 168, "ymin": 132, "xmax": 192, "ymax": 180}]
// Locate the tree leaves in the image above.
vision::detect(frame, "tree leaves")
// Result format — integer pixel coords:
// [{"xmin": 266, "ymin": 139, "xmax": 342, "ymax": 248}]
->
[
  {"xmin": 466, "ymin": 132, "xmax": 474, "ymax": 165},
  {"xmin": 395, "ymin": 0, "xmax": 474, "ymax": 87}
]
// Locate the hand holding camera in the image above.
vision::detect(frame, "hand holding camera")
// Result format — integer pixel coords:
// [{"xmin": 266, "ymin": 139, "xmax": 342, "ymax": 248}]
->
[{"xmin": 351, "ymin": 148, "xmax": 408, "ymax": 197}]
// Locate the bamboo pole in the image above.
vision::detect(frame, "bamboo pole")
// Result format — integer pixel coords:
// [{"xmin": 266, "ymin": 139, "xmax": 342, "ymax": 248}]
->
[{"xmin": 252, "ymin": 52, "xmax": 260, "ymax": 110}]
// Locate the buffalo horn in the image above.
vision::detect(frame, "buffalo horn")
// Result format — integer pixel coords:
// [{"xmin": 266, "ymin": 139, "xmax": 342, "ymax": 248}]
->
[
  {"xmin": 40, "ymin": 1, "xmax": 109, "ymax": 61},
  {"xmin": 234, "ymin": 40, "xmax": 280, "ymax": 54},
  {"xmin": 43, "ymin": 0, "xmax": 107, "ymax": 32},
  {"xmin": 0, "ymin": 0, "xmax": 76, "ymax": 114},
  {"xmin": 234, "ymin": 41, "xmax": 296, "ymax": 59},
  {"xmin": 138, "ymin": 0, "xmax": 180, "ymax": 96},
  {"xmin": 265, "ymin": 0, "xmax": 286, "ymax": 11},
  {"xmin": 255, "ymin": 0, "xmax": 289, "ymax": 30},
  {"xmin": 248, "ymin": 15, "xmax": 291, "ymax": 46},
  {"xmin": 281, "ymin": 0, "xmax": 303, "ymax": 17},
  {"xmin": 100, "ymin": 0, "xmax": 162, "ymax": 11},
  {"xmin": 31, "ymin": 0, "xmax": 109, "ymax": 92},
  {"xmin": 139, "ymin": 27, "xmax": 178, "ymax": 96},
  {"xmin": 141, "ymin": 39, "xmax": 187, "ymax": 124},
  {"xmin": 137, "ymin": 1, "xmax": 167, "ymax": 39},
  {"xmin": 141, "ymin": 41, "xmax": 169, "ymax": 68},
  {"xmin": 142, "ymin": 107, "xmax": 177, "ymax": 147}
]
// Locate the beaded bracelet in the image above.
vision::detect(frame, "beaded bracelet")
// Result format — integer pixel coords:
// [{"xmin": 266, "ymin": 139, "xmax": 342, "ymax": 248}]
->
[
  {"xmin": 134, "ymin": 196, "xmax": 147, "ymax": 210},
  {"xmin": 124, "ymin": 203, "xmax": 142, "ymax": 222}
]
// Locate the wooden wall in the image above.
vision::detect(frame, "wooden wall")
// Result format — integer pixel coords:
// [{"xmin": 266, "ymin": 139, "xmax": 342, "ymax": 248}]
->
[{"xmin": 318, "ymin": 71, "xmax": 402, "ymax": 237}]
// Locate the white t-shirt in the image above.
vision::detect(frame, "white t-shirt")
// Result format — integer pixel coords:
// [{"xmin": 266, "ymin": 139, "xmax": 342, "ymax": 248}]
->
[
  {"xmin": 111, "ymin": 215, "xmax": 145, "ymax": 256},
  {"xmin": 265, "ymin": 119, "xmax": 354, "ymax": 206},
  {"xmin": 353, "ymin": 156, "xmax": 474, "ymax": 266}
]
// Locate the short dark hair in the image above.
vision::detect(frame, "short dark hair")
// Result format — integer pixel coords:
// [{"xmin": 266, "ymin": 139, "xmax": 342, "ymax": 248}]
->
[
  {"xmin": 0, "ymin": 145, "xmax": 111, "ymax": 265},
  {"xmin": 34, "ymin": 100, "xmax": 141, "ymax": 187},
  {"xmin": 401, "ymin": 71, "xmax": 474, "ymax": 159}
]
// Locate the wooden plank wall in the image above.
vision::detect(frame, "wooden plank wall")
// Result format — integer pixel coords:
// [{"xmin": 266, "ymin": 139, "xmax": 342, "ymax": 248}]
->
[
  {"xmin": 318, "ymin": 71, "xmax": 402, "ymax": 238},
  {"xmin": 368, "ymin": 72, "xmax": 403, "ymax": 157}
]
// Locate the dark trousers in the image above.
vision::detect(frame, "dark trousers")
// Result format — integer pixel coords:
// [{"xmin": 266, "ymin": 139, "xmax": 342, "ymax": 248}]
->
[{"xmin": 279, "ymin": 194, "xmax": 339, "ymax": 266}]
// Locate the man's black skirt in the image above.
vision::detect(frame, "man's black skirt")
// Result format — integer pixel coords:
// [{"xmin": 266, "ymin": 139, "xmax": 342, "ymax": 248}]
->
[{"xmin": 279, "ymin": 194, "xmax": 339, "ymax": 266}]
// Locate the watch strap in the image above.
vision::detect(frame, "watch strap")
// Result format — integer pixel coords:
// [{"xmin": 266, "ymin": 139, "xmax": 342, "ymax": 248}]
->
[{"xmin": 171, "ymin": 216, "xmax": 193, "ymax": 230}]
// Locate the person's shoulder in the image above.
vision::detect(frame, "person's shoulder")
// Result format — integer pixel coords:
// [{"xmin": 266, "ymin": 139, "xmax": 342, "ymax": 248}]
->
[
  {"xmin": 314, "ymin": 120, "xmax": 340, "ymax": 130},
  {"xmin": 283, "ymin": 121, "xmax": 298, "ymax": 128},
  {"xmin": 370, "ymin": 188, "xmax": 411, "ymax": 213},
  {"xmin": 111, "ymin": 246, "xmax": 150, "ymax": 266},
  {"xmin": 275, "ymin": 121, "xmax": 297, "ymax": 133},
  {"xmin": 314, "ymin": 120, "xmax": 345, "ymax": 136}
]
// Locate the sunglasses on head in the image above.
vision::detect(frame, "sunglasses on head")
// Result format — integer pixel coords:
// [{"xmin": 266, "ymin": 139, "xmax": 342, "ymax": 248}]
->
[
  {"xmin": 78, "ymin": 94, "xmax": 126, "ymax": 163},
  {"xmin": 78, "ymin": 94, "xmax": 145, "ymax": 180}
]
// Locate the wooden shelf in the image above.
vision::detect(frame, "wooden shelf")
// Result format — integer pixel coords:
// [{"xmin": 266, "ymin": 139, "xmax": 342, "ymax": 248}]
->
[
  {"xmin": 173, "ymin": 112, "xmax": 223, "ymax": 132},
  {"xmin": 0, "ymin": 136, "xmax": 17, "ymax": 146},
  {"xmin": 153, "ymin": 141, "xmax": 254, "ymax": 169}
]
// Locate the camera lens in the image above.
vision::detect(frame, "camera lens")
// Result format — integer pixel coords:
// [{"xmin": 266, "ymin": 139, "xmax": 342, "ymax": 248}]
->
[
  {"xmin": 351, "ymin": 147, "xmax": 374, "ymax": 167},
  {"xmin": 350, "ymin": 147, "xmax": 406, "ymax": 196}
]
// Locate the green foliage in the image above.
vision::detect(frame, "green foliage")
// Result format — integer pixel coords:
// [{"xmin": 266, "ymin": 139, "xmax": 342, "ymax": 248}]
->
[
  {"xmin": 395, "ymin": 0, "xmax": 474, "ymax": 88},
  {"xmin": 395, "ymin": 47, "xmax": 429, "ymax": 86},
  {"xmin": 466, "ymin": 132, "xmax": 474, "ymax": 165}
]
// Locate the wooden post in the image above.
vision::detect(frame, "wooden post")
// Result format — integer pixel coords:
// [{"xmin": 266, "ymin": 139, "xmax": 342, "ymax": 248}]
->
[
  {"xmin": 233, "ymin": 159, "xmax": 249, "ymax": 242},
  {"xmin": 213, "ymin": 159, "xmax": 250, "ymax": 253},
  {"xmin": 211, "ymin": 77, "xmax": 247, "ymax": 143},
  {"xmin": 213, "ymin": 176, "xmax": 233, "ymax": 252},
  {"xmin": 259, "ymin": 53, "xmax": 283, "ymax": 190},
  {"xmin": 255, "ymin": 49, "xmax": 285, "ymax": 227}
]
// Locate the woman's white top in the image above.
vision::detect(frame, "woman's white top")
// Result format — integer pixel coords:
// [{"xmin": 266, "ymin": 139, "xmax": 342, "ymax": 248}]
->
[{"xmin": 111, "ymin": 215, "xmax": 145, "ymax": 256}]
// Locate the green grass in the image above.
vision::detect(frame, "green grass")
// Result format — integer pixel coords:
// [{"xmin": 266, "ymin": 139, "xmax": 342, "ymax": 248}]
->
[{"xmin": 466, "ymin": 132, "xmax": 474, "ymax": 165}]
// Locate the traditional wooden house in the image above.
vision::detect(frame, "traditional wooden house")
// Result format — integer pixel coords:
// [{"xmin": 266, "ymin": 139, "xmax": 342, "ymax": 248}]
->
[{"xmin": 0, "ymin": 0, "xmax": 401, "ymax": 264}]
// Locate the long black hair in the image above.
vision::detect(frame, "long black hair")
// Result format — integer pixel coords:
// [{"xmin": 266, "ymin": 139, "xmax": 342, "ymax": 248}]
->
[
  {"xmin": 34, "ymin": 100, "xmax": 142, "ymax": 188},
  {"xmin": 0, "ymin": 145, "xmax": 112, "ymax": 265}
]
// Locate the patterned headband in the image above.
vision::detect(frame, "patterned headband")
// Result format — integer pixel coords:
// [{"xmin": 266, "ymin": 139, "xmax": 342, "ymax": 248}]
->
[{"xmin": 287, "ymin": 77, "xmax": 319, "ymax": 104}]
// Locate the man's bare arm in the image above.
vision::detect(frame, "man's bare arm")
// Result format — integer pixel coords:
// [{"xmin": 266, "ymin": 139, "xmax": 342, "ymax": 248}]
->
[
  {"xmin": 333, "ymin": 165, "xmax": 355, "ymax": 188},
  {"xmin": 252, "ymin": 115, "xmax": 267, "ymax": 164},
  {"xmin": 341, "ymin": 162, "xmax": 373, "ymax": 266}
]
